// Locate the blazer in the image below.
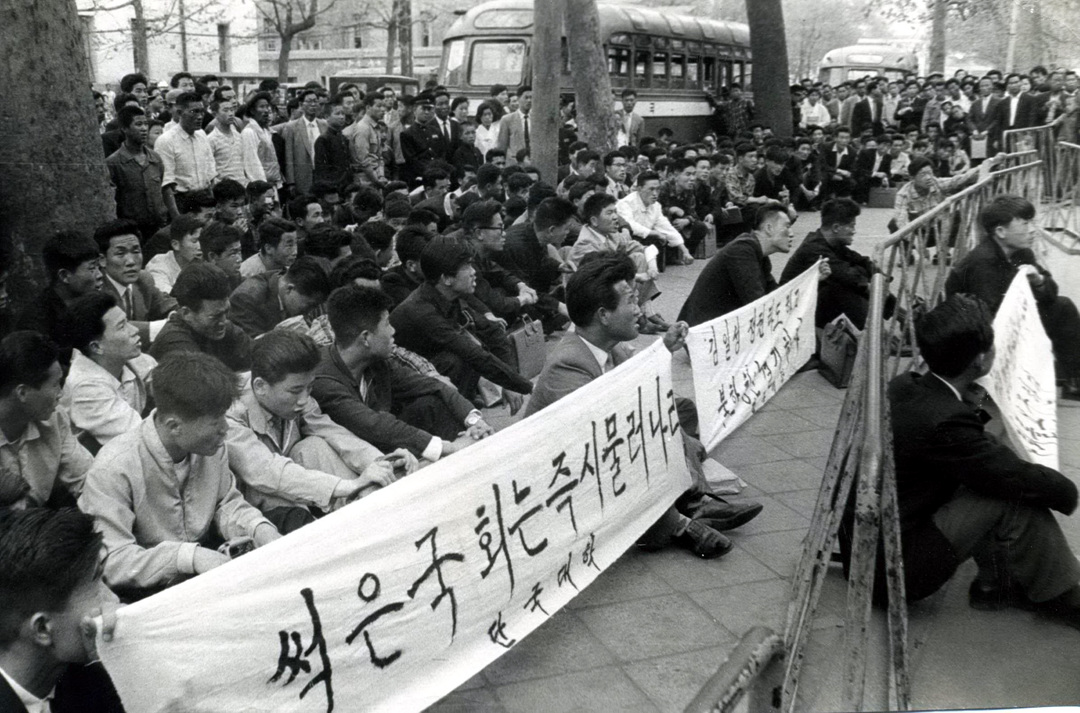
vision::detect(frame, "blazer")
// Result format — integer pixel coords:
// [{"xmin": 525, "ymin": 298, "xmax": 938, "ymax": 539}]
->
[
  {"xmin": 822, "ymin": 144, "xmax": 856, "ymax": 177},
  {"xmin": 617, "ymin": 111, "xmax": 644, "ymax": 148},
  {"xmin": 429, "ymin": 116, "xmax": 459, "ymax": 161},
  {"xmin": 229, "ymin": 270, "xmax": 285, "ymax": 337},
  {"xmin": 400, "ymin": 119, "xmax": 444, "ymax": 186},
  {"xmin": 101, "ymin": 271, "xmax": 177, "ymax": 348},
  {"xmin": 854, "ymin": 149, "xmax": 892, "ymax": 180},
  {"xmin": 523, "ymin": 333, "xmax": 634, "ymax": 418},
  {"xmin": 496, "ymin": 110, "xmax": 530, "ymax": 162},
  {"xmin": 677, "ymin": 233, "xmax": 775, "ymax": 327},
  {"xmin": 0, "ymin": 662, "xmax": 125, "ymax": 713},
  {"xmin": 967, "ymin": 94, "xmax": 1001, "ymax": 134},
  {"xmin": 283, "ymin": 116, "xmax": 327, "ymax": 194},
  {"xmin": 993, "ymin": 92, "xmax": 1041, "ymax": 142},
  {"xmin": 849, "ymin": 97, "xmax": 884, "ymax": 138}
]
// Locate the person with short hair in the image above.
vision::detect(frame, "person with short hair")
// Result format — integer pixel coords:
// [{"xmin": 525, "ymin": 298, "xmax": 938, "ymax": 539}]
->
[
  {"xmin": 79, "ymin": 352, "xmax": 280, "ymax": 595},
  {"xmin": 891, "ymin": 152, "xmax": 1001, "ymax": 231},
  {"xmin": 145, "ymin": 213, "xmax": 203, "ymax": 293},
  {"xmin": 58, "ymin": 292, "xmax": 155, "ymax": 451},
  {"xmin": 94, "ymin": 219, "xmax": 177, "ymax": 349},
  {"xmin": 344, "ymin": 93, "xmax": 387, "ymax": 187},
  {"xmin": 311, "ymin": 284, "xmax": 493, "ymax": 461},
  {"xmin": 105, "ymin": 104, "xmax": 168, "ymax": 240},
  {"xmin": 314, "ymin": 93, "xmax": 352, "ymax": 188},
  {"xmin": 155, "ymin": 91, "xmax": 217, "ymax": 219},
  {"xmin": 946, "ymin": 195, "xmax": 1080, "ymax": 399},
  {"xmin": 461, "ymin": 200, "xmax": 538, "ymax": 321},
  {"xmin": 617, "ymin": 171, "xmax": 696, "ymax": 265},
  {"xmin": 206, "ymin": 95, "xmax": 244, "ymax": 183},
  {"xmin": 150, "ymin": 263, "xmax": 253, "ymax": 372},
  {"xmin": 379, "ymin": 226, "xmax": 429, "ymax": 307},
  {"xmin": 226, "ymin": 331, "xmax": 416, "ymax": 533},
  {"xmin": 229, "ymin": 255, "xmax": 330, "ymax": 337},
  {"xmin": 15, "ymin": 232, "xmax": 102, "ymax": 340},
  {"xmin": 0, "ymin": 507, "xmax": 123, "ymax": 713},
  {"xmin": 679, "ymin": 201, "xmax": 831, "ymax": 326},
  {"xmin": 0, "ymin": 332, "xmax": 93, "ymax": 509},
  {"xmin": 887, "ymin": 294, "xmax": 1080, "ymax": 627},
  {"xmin": 496, "ymin": 84, "xmax": 533, "ymax": 163},
  {"xmin": 239, "ymin": 217, "xmax": 299, "ymax": 278},
  {"xmin": 283, "ymin": 88, "xmax": 327, "ymax": 196},
  {"xmin": 617, "ymin": 89, "xmax": 643, "ymax": 148},
  {"xmin": 198, "ymin": 221, "xmax": 244, "ymax": 287},
  {"xmin": 240, "ymin": 92, "xmax": 283, "ymax": 187},
  {"xmin": 390, "ymin": 237, "xmax": 534, "ymax": 407}
]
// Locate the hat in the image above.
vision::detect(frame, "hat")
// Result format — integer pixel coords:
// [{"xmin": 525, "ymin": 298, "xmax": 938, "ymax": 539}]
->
[
  {"xmin": 490, "ymin": 83, "xmax": 507, "ymax": 96},
  {"xmin": 415, "ymin": 91, "xmax": 435, "ymax": 107},
  {"xmin": 908, "ymin": 155, "xmax": 933, "ymax": 179},
  {"xmin": 166, "ymin": 88, "xmax": 185, "ymax": 103}
]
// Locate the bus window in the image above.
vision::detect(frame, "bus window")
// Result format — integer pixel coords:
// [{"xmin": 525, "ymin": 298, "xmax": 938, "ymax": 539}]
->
[
  {"xmin": 634, "ymin": 49, "xmax": 651, "ymax": 88},
  {"xmin": 743, "ymin": 62, "xmax": 752, "ymax": 91},
  {"xmin": 702, "ymin": 55, "xmax": 716, "ymax": 90},
  {"xmin": 608, "ymin": 46, "xmax": 631, "ymax": 79},
  {"xmin": 653, "ymin": 51, "xmax": 669, "ymax": 87},
  {"xmin": 469, "ymin": 40, "xmax": 525, "ymax": 87},
  {"xmin": 441, "ymin": 39, "xmax": 465, "ymax": 87},
  {"xmin": 687, "ymin": 55, "xmax": 700, "ymax": 88},
  {"xmin": 719, "ymin": 59, "xmax": 732, "ymax": 88},
  {"xmin": 670, "ymin": 53, "xmax": 686, "ymax": 88},
  {"xmin": 733, "ymin": 60, "xmax": 744, "ymax": 87}
]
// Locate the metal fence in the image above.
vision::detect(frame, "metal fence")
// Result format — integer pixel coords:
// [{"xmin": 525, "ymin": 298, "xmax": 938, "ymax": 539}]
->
[{"xmin": 1044, "ymin": 142, "xmax": 1080, "ymax": 254}]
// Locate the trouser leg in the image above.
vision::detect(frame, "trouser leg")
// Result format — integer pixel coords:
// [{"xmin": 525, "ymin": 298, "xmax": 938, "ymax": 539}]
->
[
  {"xmin": 398, "ymin": 393, "xmax": 463, "ymax": 441},
  {"xmin": 429, "ymin": 350, "xmax": 480, "ymax": 399},
  {"xmin": 1039, "ymin": 296, "xmax": 1080, "ymax": 379},
  {"xmin": 289, "ymin": 435, "xmax": 358, "ymax": 477}
]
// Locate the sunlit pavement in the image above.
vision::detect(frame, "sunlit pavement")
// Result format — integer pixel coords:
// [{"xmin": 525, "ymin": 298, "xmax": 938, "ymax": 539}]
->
[{"xmin": 430, "ymin": 207, "xmax": 1080, "ymax": 712}]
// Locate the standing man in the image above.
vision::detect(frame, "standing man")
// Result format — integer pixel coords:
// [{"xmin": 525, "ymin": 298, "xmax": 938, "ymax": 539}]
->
[
  {"xmin": 724, "ymin": 83, "xmax": 754, "ymax": 138},
  {"xmin": 283, "ymin": 89, "xmax": 327, "ymax": 197},
  {"xmin": 206, "ymin": 96, "xmax": 244, "ymax": 184},
  {"xmin": 106, "ymin": 105, "xmax": 168, "ymax": 241},
  {"xmin": 993, "ymin": 73, "xmax": 1041, "ymax": 151},
  {"xmin": 968, "ymin": 76, "xmax": 1002, "ymax": 158},
  {"xmin": 851, "ymin": 79, "xmax": 886, "ymax": 138},
  {"xmin": 497, "ymin": 85, "xmax": 532, "ymax": 164},
  {"xmin": 430, "ymin": 89, "xmax": 458, "ymax": 162},
  {"xmin": 155, "ymin": 92, "xmax": 217, "ymax": 219},
  {"xmin": 240, "ymin": 91, "xmax": 283, "ymax": 188},
  {"xmin": 617, "ymin": 89, "xmax": 644, "ymax": 148},
  {"xmin": 400, "ymin": 91, "xmax": 441, "ymax": 187},
  {"xmin": 345, "ymin": 94, "xmax": 387, "ymax": 187},
  {"xmin": 314, "ymin": 94, "xmax": 352, "ymax": 188}
]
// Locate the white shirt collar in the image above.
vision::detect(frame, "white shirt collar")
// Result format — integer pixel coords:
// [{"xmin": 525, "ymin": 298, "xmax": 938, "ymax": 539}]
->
[
  {"xmin": 0, "ymin": 663, "xmax": 53, "ymax": 713},
  {"xmin": 106, "ymin": 272, "xmax": 131, "ymax": 296},
  {"xmin": 579, "ymin": 335, "xmax": 613, "ymax": 373},
  {"xmin": 931, "ymin": 372, "xmax": 963, "ymax": 402}
]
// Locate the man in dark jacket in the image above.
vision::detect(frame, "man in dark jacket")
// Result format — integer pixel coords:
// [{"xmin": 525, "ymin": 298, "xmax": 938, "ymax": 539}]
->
[
  {"xmin": 946, "ymin": 195, "xmax": 1080, "ymax": 400},
  {"xmin": 228, "ymin": 256, "xmax": 329, "ymax": 338},
  {"xmin": 888, "ymin": 294, "xmax": 1080, "ymax": 626},
  {"xmin": 379, "ymin": 226, "xmax": 428, "ymax": 308}
]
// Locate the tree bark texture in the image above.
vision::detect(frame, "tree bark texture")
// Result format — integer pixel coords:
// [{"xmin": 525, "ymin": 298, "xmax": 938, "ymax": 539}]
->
[
  {"xmin": 132, "ymin": 0, "xmax": 150, "ymax": 74},
  {"xmin": 745, "ymin": 0, "xmax": 793, "ymax": 138},
  {"xmin": 0, "ymin": 0, "xmax": 115, "ymax": 298},
  {"xmin": 532, "ymin": 0, "xmax": 564, "ymax": 185},
  {"xmin": 929, "ymin": 0, "xmax": 946, "ymax": 74},
  {"xmin": 398, "ymin": 0, "xmax": 413, "ymax": 78},
  {"xmin": 564, "ymin": 0, "xmax": 618, "ymax": 156}
]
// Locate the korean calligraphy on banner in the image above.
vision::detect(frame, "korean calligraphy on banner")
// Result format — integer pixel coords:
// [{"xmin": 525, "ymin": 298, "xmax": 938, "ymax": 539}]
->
[
  {"xmin": 979, "ymin": 269, "xmax": 1059, "ymax": 469},
  {"xmin": 98, "ymin": 341, "xmax": 691, "ymax": 713},
  {"xmin": 685, "ymin": 263, "xmax": 819, "ymax": 452}
]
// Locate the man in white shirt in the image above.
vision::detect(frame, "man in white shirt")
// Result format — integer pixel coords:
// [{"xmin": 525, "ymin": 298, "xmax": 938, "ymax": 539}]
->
[
  {"xmin": 799, "ymin": 87, "xmax": 832, "ymax": 129},
  {"xmin": 155, "ymin": 91, "xmax": 217, "ymax": 219},
  {"xmin": 240, "ymin": 92, "xmax": 282, "ymax": 186},
  {"xmin": 145, "ymin": 213, "xmax": 202, "ymax": 293},
  {"xmin": 206, "ymin": 96, "xmax": 244, "ymax": 184},
  {"xmin": 616, "ymin": 171, "xmax": 695, "ymax": 265}
]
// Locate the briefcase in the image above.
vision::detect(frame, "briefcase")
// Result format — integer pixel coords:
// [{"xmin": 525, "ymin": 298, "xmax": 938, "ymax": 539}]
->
[
  {"xmin": 695, "ymin": 224, "xmax": 718, "ymax": 259},
  {"xmin": 819, "ymin": 314, "xmax": 861, "ymax": 388},
  {"xmin": 508, "ymin": 316, "xmax": 545, "ymax": 379},
  {"xmin": 868, "ymin": 187, "xmax": 898, "ymax": 209},
  {"xmin": 718, "ymin": 207, "xmax": 743, "ymax": 226}
]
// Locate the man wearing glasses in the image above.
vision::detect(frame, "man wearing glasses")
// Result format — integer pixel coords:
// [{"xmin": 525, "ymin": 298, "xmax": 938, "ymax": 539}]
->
[
  {"xmin": 155, "ymin": 92, "xmax": 218, "ymax": 219},
  {"xmin": 616, "ymin": 171, "xmax": 696, "ymax": 266},
  {"xmin": 283, "ymin": 89, "xmax": 327, "ymax": 197}
]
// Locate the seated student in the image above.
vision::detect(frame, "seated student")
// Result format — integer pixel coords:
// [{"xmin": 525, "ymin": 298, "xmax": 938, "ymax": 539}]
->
[
  {"xmin": 226, "ymin": 331, "xmax": 416, "ymax": 533},
  {"xmin": 0, "ymin": 508, "xmax": 124, "ymax": 713},
  {"xmin": 380, "ymin": 226, "xmax": 428, "ymax": 308},
  {"xmin": 887, "ymin": 294, "xmax": 1080, "ymax": 627},
  {"xmin": 150, "ymin": 263, "xmax": 253, "ymax": 372},
  {"xmin": 15, "ymin": 231, "xmax": 102, "ymax": 341},
  {"xmin": 312, "ymin": 284, "xmax": 494, "ymax": 461},
  {"xmin": 0, "ymin": 332, "xmax": 93, "ymax": 509},
  {"xmin": 58, "ymin": 293, "xmax": 156, "ymax": 451},
  {"xmin": 78, "ymin": 352, "xmax": 281, "ymax": 596},
  {"xmin": 145, "ymin": 214, "xmax": 203, "ymax": 293},
  {"xmin": 617, "ymin": 170, "xmax": 696, "ymax": 266},
  {"xmin": 288, "ymin": 194, "xmax": 326, "ymax": 248},
  {"xmin": 524, "ymin": 255, "xmax": 759, "ymax": 559},
  {"xmin": 198, "ymin": 220, "xmax": 245, "ymax": 289},
  {"xmin": 94, "ymin": 219, "xmax": 176, "ymax": 349},
  {"xmin": 390, "ymin": 237, "xmax": 534, "ymax": 409},
  {"xmin": 229, "ymin": 256, "xmax": 330, "ymax": 338},
  {"xmin": 143, "ymin": 189, "xmax": 216, "ymax": 262},
  {"xmin": 946, "ymin": 195, "xmax": 1080, "ymax": 400},
  {"xmin": 239, "ymin": 218, "xmax": 298, "ymax": 279},
  {"xmin": 780, "ymin": 198, "xmax": 892, "ymax": 330},
  {"xmin": 852, "ymin": 135, "xmax": 894, "ymax": 204},
  {"xmin": 679, "ymin": 202, "xmax": 831, "ymax": 327},
  {"xmin": 660, "ymin": 157, "xmax": 712, "ymax": 258},
  {"xmin": 461, "ymin": 200, "xmax": 538, "ymax": 322}
]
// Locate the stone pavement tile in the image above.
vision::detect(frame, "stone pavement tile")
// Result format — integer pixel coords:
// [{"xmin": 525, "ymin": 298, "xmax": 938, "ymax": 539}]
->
[
  {"xmin": 575, "ymin": 592, "xmax": 736, "ymax": 662},
  {"xmin": 566, "ymin": 550, "xmax": 673, "ymax": 610},
  {"xmin": 710, "ymin": 434, "xmax": 792, "ymax": 467},
  {"xmin": 736, "ymin": 529, "xmax": 806, "ymax": 579},
  {"xmin": 738, "ymin": 408, "xmax": 821, "ymax": 437},
  {"xmin": 785, "ymin": 405, "xmax": 846, "ymax": 429},
  {"xmin": 427, "ymin": 685, "xmax": 507, "ymax": 713},
  {"xmin": 455, "ymin": 671, "xmax": 489, "ymax": 690},
  {"xmin": 773, "ymin": 488, "xmax": 822, "ymax": 520},
  {"xmin": 622, "ymin": 645, "xmax": 732, "ymax": 713},
  {"xmin": 689, "ymin": 578, "xmax": 792, "ymax": 638},
  {"xmin": 735, "ymin": 458, "xmax": 825, "ymax": 494},
  {"xmin": 493, "ymin": 666, "xmax": 659, "ymax": 713},
  {"xmin": 768, "ymin": 382, "xmax": 845, "ymax": 410},
  {"xmin": 733, "ymin": 494, "xmax": 810, "ymax": 536},
  {"xmin": 482, "ymin": 609, "xmax": 616, "ymax": 686},
  {"xmin": 759, "ymin": 428, "xmax": 838, "ymax": 460},
  {"xmin": 641, "ymin": 546, "xmax": 777, "ymax": 594}
]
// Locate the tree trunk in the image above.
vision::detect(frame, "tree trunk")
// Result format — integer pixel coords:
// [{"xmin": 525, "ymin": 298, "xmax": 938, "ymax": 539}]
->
[
  {"xmin": 0, "ymin": 0, "xmax": 115, "ymax": 300},
  {"xmin": 277, "ymin": 35, "xmax": 293, "ymax": 84},
  {"xmin": 398, "ymin": 0, "xmax": 412, "ymax": 77},
  {"xmin": 928, "ymin": 0, "xmax": 946, "ymax": 75},
  {"xmin": 386, "ymin": 15, "xmax": 398, "ymax": 74},
  {"xmin": 532, "ymin": 0, "xmax": 564, "ymax": 184},
  {"xmin": 745, "ymin": 0, "xmax": 792, "ymax": 138},
  {"xmin": 565, "ymin": 0, "xmax": 618, "ymax": 155},
  {"xmin": 132, "ymin": 0, "xmax": 150, "ymax": 74}
]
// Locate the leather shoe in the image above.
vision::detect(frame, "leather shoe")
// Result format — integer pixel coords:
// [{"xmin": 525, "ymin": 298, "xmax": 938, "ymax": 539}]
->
[
  {"xmin": 687, "ymin": 494, "xmax": 763, "ymax": 530},
  {"xmin": 674, "ymin": 520, "xmax": 733, "ymax": 559}
]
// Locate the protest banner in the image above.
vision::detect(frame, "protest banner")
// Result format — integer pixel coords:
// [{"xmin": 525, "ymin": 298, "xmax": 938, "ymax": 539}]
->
[
  {"xmin": 99, "ymin": 341, "xmax": 691, "ymax": 713},
  {"xmin": 685, "ymin": 263, "xmax": 819, "ymax": 452},
  {"xmin": 979, "ymin": 269, "xmax": 1059, "ymax": 469}
]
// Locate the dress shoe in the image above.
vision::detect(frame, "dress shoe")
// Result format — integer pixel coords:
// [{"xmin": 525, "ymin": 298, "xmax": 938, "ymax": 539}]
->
[
  {"xmin": 687, "ymin": 493, "xmax": 763, "ymax": 530},
  {"xmin": 674, "ymin": 520, "xmax": 733, "ymax": 559}
]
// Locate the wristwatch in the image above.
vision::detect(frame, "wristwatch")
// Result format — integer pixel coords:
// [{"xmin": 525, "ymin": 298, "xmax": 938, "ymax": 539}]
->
[{"xmin": 465, "ymin": 410, "xmax": 483, "ymax": 427}]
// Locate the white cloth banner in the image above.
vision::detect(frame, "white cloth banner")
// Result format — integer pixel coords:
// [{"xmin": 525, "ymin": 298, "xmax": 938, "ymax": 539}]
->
[
  {"xmin": 980, "ymin": 270, "xmax": 1059, "ymax": 469},
  {"xmin": 99, "ymin": 341, "xmax": 690, "ymax": 713},
  {"xmin": 686, "ymin": 263, "xmax": 819, "ymax": 451}
]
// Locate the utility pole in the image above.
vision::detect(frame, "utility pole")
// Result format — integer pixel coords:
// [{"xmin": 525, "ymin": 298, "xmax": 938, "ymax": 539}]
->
[{"xmin": 532, "ymin": 0, "xmax": 564, "ymax": 184}]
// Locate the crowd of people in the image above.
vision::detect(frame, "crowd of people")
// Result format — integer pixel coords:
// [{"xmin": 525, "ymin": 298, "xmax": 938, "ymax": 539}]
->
[{"xmin": 1, "ymin": 61, "xmax": 1080, "ymax": 711}]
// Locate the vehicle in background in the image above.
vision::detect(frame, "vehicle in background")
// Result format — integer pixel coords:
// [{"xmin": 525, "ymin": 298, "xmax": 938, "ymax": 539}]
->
[
  {"xmin": 325, "ymin": 73, "xmax": 420, "ymax": 97},
  {"xmin": 818, "ymin": 41, "xmax": 919, "ymax": 85},
  {"xmin": 438, "ymin": 0, "xmax": 751, "ymax": 142}
]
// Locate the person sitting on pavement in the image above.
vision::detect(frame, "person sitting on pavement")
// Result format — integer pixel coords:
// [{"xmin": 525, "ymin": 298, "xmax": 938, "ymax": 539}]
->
[
  {"xmin": 890, "ymin": 153, "xmax": 1003, "ymax": 232},
  {"xmin": 679, "ymin": 201, "xmax": 831, "ymax": 327},
  {"xmin": 0, "ymin": 507, "xmax": 124, "ymax": 713},
  {"xmin": 523, "ymin": 254, "xmax": 762, "ymax": 559},
  {"xmin": 379, "ymin": 226, "xmax": 429, "ymax": 308},
  {"xmin": 311, "ymin": 283, "xmax": 494, "ymax": 462},
  {"xmin": 198, "ymin": 220, "xmax": 244, "ymax": 289},
  {"xmin": 780, "ymin": 197, "xmax": 893, "ymax": 330},
  {"xmin": 0, "ymin": 331, "xmax": 93, "ymax": 509},
  {"xmin": 887, "ymin": 294, "xmax": 1080, "ymax": 628},
  {"xmin": 460, "ymin": 199, "xmax": 538, "ymax": 323},
  {"xmin": 239, "ymin": 217, "xmax": 298, "ymax": 279},
  {"xmin": 226, "ymin": 330, "xmax": 417, "ymax": 534},
  {"xmin": 57, "ymin": 292, "xmax": 156, "ymax": 453},
  {"xmin": 946, "ymin": 194, "xmax": 1080, "ymax": 400},
  {"xmin": 659, "ymin": 157, "xmax": 713, "ymax": 258},
  {"xmin": 229, "ymin": 255, "xmax": 330, "ymax": 338},
  {"xmin": 389, "ymin": 237, "xmax": 533, "ymax": 411},
  {"xmin": 616, "ymin": 171, "xmax": 696, "ymax": 266},
  {"xmin": 94, "ymin": 219, "xmax": 176, "ymax": 350},
  {"xmin": 144, "ymin": 213, "xmax": 203, "ymax": 294},
  {"xmin": 15, "ymin": 231, "xmax": 103, "ymax": 350}
]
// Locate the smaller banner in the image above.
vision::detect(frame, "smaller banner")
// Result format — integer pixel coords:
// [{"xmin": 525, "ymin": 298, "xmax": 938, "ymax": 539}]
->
[
  {"xmin": 980, "ymin": 269, "xmax": 1059, "ymax": 469},
  {"xmin": 686, "ymin": 263, "xmax": 819, "ymax": 452}
]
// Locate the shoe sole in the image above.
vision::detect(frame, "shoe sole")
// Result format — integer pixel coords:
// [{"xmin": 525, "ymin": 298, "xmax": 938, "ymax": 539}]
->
[{"xmin": 696, "ymin": 504, "xmax": 764, "ymax": 531}]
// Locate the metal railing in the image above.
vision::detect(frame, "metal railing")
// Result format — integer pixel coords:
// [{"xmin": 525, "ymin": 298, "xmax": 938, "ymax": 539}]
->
[{"xmin": 1044, "ymin": 142, "xmax": 1080, "ymax": 254}]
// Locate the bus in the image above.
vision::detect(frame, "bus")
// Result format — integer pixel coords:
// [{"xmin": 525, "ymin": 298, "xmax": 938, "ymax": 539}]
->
[
  {"xmin": 438, "ymin": 0, "xmax": 750, "ymax": 141},
  {"xmin": 325, "ymin": 74, "xmax": 420, "ymax": 98},
  {"xmin": 817, "ymin": 42, "xmax": 918, "ymax": 85}
]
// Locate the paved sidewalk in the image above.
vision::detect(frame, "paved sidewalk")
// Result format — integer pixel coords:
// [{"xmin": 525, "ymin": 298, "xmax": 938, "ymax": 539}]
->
[{"xmin": 429, "ymin": 208, "xmax": 1080, "ymax": 712}]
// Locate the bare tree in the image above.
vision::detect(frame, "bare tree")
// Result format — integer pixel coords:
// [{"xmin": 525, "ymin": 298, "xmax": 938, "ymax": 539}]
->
[
  {"xmin": 257, "ymin": 0, "xmax": 338, "ymax": 84},
  {"xmin": 564, "ymin": 0, "xmax": 619, "ymax": 155}
]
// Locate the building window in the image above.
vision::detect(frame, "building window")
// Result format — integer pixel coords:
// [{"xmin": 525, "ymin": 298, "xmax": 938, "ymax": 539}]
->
[
  {"xmin": 353, "ymin": 29, "xmax": 363, "ymax": 49},
  {"xmin": 266, "ymin": 38, "xmax": 278, "ymax": 51}
]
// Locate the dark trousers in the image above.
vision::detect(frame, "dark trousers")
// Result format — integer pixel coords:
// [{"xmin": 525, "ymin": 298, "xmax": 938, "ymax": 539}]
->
[
  {"xmin": 1040, "ymin": 296, "xmax": 1080, "ymax": 380},
  {"xmin": 816, "ymin": 285, "xmax": 897, "ymax": 330},
  {"xmin": 398, "ymin": 393, "xmax": 465, "ymax": 441}
]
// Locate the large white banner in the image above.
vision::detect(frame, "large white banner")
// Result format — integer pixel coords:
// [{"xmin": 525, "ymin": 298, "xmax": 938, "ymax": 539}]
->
[
  {"xmin": 980, "ymin": 269, "xmax": 1059, "ymax": 469},
  {"xmin": 686, "ymin": 264, "xmax": 819, "ymax": 451},
  {"xmin": 99, "ymin": 341, "xmax": 690, "ymax": 713}
]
